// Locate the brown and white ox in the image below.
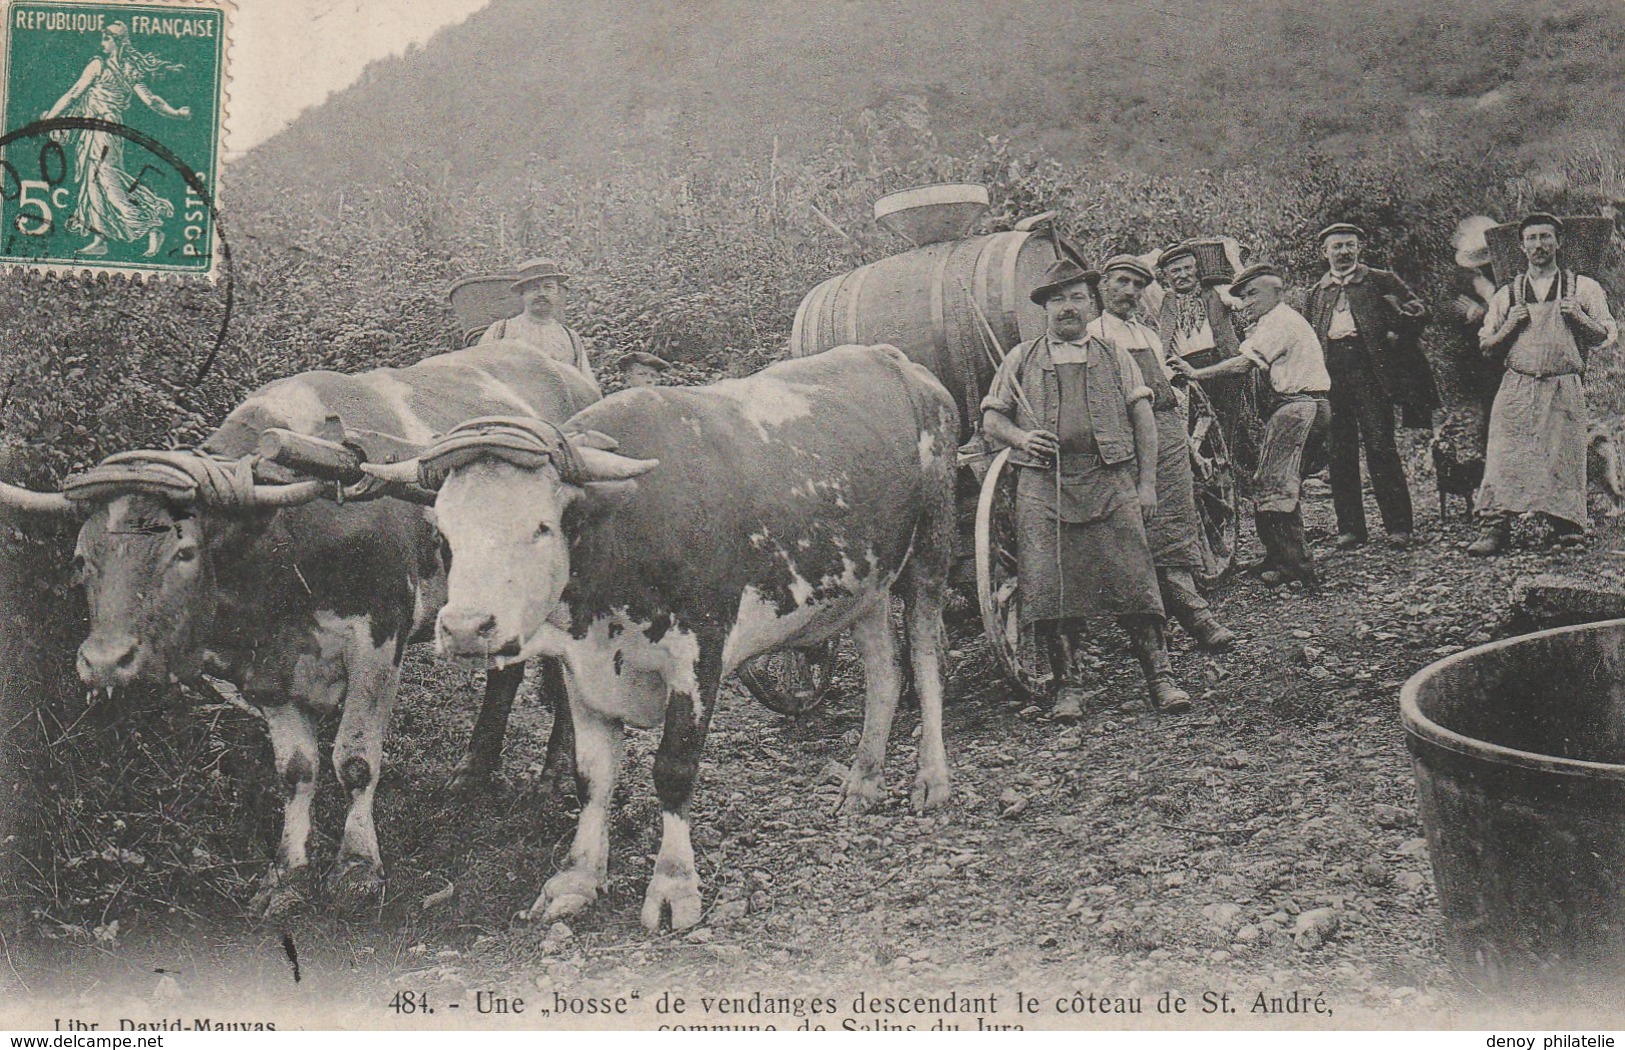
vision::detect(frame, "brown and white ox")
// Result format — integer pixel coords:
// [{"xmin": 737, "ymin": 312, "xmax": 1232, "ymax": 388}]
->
[
  {"xmin": 0, "ymin": 343, "xmax": 599, "ymax": 917},
  {"xmin": 373, "ymin": 344, "xmax": 958, "ymax": 931}
]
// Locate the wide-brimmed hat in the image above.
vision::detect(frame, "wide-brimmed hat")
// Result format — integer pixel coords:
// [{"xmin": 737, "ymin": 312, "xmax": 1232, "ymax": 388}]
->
[
  {"xmin": 1452, "ymin": 215, "xmax": 1498, "ymax": 268},
  {"xmin": 1029, "ymin": 258, "xmax": 1096, "ymax": 305},
  {"xmin": 1317, "ymin": 222, "xmax": 1365, "ymax": 243},
  {"xmin": 1098, "ymin": 254, "xmax": 1156, "ymax": 284},
  {"xmin": 1518, "ymin": 212, "xmax": 1564, "ymax": 236},
  {"xmin": 511, "ymin": 257, "xmax": 571, "ymax": 290},
  {"xmin": 1230, "ymin": 263, "xmax": 1283, "ymax": 291}
]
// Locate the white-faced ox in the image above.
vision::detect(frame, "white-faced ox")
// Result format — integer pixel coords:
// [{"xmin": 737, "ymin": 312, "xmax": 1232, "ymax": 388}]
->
[
  {"xmin": 0, "ymin": 342, "xmax": 598, "ymax": 918},
  {"xmin": 402, "ymin": 344, "xmax": 957, "ymax": 931}
]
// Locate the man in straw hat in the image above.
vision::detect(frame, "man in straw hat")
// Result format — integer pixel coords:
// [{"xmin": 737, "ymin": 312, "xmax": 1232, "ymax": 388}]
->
[
  {"xmin": 1087, "ymin": 254, "xmax": 1236, "ymax": 651},
  {"xmin": 481, "ymin": 256, "xmax": 600, "ymax": 395},
  {"xmin": 1306, "ymin": 223, "xmax": 1434, "ymax": 551},
  {"xmin": 1173, "ymin": 264, "xmax": 1330, "ymax": 590},
  {"xmin": 1468, "ymin": 213, "xmax": 1617, "ymax": 556},
  {"xmin": 981, "ymin": 257, "xmax": 1194, "ymax": 720}
]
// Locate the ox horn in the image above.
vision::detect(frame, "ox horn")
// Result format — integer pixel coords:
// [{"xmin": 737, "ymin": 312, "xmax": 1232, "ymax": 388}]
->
[
  {"xmin": 359, "ymin": 459, "xmax": 426, "ymax": 486},
  {"xmin": 246, "ymin": 479, "xmax": 330, "ymax": 507},
  {"xmin": 0, "ymin": 477, "xmax": 77, "ymax": 515},
  {"xmin": 573, "ymin": 445, "xmax": 659, "ymax": 482}
]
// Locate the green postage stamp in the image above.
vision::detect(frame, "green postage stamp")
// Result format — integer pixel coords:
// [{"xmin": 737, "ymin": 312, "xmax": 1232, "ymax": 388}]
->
[{"xmin": 0, "ymin": 0, "xmax": 229, "ymax": 277}]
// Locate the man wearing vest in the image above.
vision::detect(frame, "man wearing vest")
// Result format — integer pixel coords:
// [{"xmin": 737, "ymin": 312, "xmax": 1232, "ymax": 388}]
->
[
  {"xmin": 1467, "ymin": 213, "xmax": 1618, "ymax": 556},
  {"xmin": 981, "ymin": 258, "xmax": 1194, "ymax": 722},
  {"xmin": 481, "ymin": 256, "xmax": 601, "ymax": 396},
  {"xmin": 1306, "ymin": 223, "xmax": 1434, "ymax": 550},
  {"xmin": 1089, "ymin": 255, "xmax": 1236, "ymax": 652},
  {"xmin": 1173, "ymin": 265, "xmax": 1332, "ymax": 589},
  {"xmin": 1154, "ymin": 242, "xmax": 1252, "ymax": 465}
]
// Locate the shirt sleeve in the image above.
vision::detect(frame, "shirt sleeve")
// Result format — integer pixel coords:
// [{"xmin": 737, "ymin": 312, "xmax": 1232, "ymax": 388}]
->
[
  {"xmin": 980, "ymin": 343, "xmax": 1027, "ymax": 418},
  {"xmin": 1478, "ymin": 285, "xmax": 1512, "ymax": 345},
  {"xmin": 1576, "ymin": 276, "xmax": 1618, "ymax": 349},
  {"xmin": 1114, "ymin": 345, "xmax": 1153, "ymax": 405},
  {"xmin": 1238, "ymin": 311, "xmax": 1284, "ymax": 369}
]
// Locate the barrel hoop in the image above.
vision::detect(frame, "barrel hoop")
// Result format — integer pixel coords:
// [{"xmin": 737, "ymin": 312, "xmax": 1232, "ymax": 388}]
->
[
  {"xmin": 928, "ymin": 244, "xmax": 970, "ymax": 434},
  {"xmin": 789, "ymin": 278, "xmax": 817, "ymax": 356},
  {"xmin": 807, "ymin": 276, "xmax": 838, "ymax": 358},
  {"xmin": 844, "ymin": 264, "xmax": 873, "ymax": 345},
  {"xmin": 998, "ymin": 232, "xmax": 1029, "ymax": 349}
]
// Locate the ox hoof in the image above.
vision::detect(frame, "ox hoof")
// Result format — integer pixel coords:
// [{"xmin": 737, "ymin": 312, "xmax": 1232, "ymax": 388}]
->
[
  {"xmin": 836, "ymin": 769, "xmax": 886, "ymax": 815},
  {"xmin": 327, "ymin": 858, "xmax": 386, "ymax": 919},
  {"xmin": 445, "ymin": 762, "xmax": 504, "ymax": 802},
  {"xmin": 911, "ymin": 771, "xmax": 952, "ymax": 814},
  {"xmin": 531, "ymin": 868, "xmax": 601, "ymax": 921},
  {"xmin": 641, "ymin": 872, "xmax": 703, "ymax": 932},
  {"xmin": 249, "ymin": 865, "xmax": 312, "ymax": 923}
]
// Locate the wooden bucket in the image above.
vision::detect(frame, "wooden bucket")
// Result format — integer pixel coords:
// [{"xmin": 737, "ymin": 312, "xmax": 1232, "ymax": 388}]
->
[
  {"xmin": 1484, "ymin": 217, "xmax": 1615, "ymax": 287},
  {"xmin": 789, "ymin": 228, "xmax": 1086, "ymax": 442},
  {"xmin": 447, "ymin": 273, "xmax": 520, "ymax": 346}
]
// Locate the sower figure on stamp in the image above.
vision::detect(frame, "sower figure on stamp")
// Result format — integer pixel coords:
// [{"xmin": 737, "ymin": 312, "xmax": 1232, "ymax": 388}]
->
[
  {"xmin": 41, "ymin": 22, "xmax": 191, "ymax": 259},
  {"xmin": 1306, "ymin": 223, "xmax": 1435, "ymax": 550},
  {"xmin": 481, "ymin": 257, "xmax": 602, "ymax": 395},
  {"xmin": 1467, "ymin": 213, "xmax": 1618, "ymax": 556},
  {"xmin": 981, "ymin": 258, "xmax": 1194, "ymax": 722},
  {"xmin": 1089, "ymin": 255, "xmax": 1236, "ymax": 651},
  {"xmin": 1174, "ymin": 265, "xmax": 1331, "ymax": 590}
]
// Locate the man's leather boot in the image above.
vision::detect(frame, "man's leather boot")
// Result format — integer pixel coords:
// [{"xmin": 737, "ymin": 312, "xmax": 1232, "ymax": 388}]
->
[
  {"xmin": 1124, "ymin": 618, "xmax": 1192, "ymax": 714},
  {"xmin": 1162, "ymin": 569, "xmax": 1235, "ymax": 650},
  {"xmin": 1039, "ymin": 620, "xmax": 1085, "ymax": 722},
  {"xmin": 1467, "ymin": 517, "xmax": 1510, "ymax": 557}
]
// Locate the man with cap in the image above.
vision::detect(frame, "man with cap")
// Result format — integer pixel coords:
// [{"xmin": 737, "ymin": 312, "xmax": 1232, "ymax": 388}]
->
[
  {"xmin": 481, "ymin": 256, "xmax": 600, "ymax": 395},
  {"xmin": 1305, "ymin": 223, "xmax": 1434, "ymax": 550},
  {"xmin": 1173, "ymin": 264, "xmax": 1331, "ymax": 589},
  {"xmin": 1088, "ymin": 254, "xmax": 1236, "ymax": 651},
  {"xmin": 1468, "ymin": 213, "xmax": 1617, "ymax": 556},
  {"xmin": 621, "ymin": 350, "xmax": 672, "ymax": 388},
  {"xmin": 1154, "ymin": 240, "xmax": 1254, "ymax": 471},
  {"xmin": 983, "ymin": 257, "xmax": 1194, "ymax": 721}
]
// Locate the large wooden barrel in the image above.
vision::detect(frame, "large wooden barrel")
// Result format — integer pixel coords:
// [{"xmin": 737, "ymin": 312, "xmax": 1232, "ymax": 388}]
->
[{"xmin": 788, "ymin": 230, "xmax": 1081, "ymax": 442}]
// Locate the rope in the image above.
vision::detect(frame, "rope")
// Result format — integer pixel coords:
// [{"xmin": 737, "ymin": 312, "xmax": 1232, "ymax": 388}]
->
[{"xmin": 415, "ymin": 417, "xmax": 586, "ymax": 490}]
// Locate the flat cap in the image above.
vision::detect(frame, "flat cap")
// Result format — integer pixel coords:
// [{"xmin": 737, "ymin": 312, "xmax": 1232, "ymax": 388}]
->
[
  {"xmin": 1157, "ymin": 241, "xmax": 1196, "ymax": 268},
  {"xmin": 1229, "ymin": 262, "xmax": 1283, "ymax": 291},
  {"xmin": 1317, "ymin": 222, "xmax": 1365, "ymax": 243},
  {"xmin": 1518, "ymin": 212, "xmax": 1564, "ymax": 235},
  {"xmin": 1099, "ymin": 254, "xmax": 1155, "ymax": 283}
]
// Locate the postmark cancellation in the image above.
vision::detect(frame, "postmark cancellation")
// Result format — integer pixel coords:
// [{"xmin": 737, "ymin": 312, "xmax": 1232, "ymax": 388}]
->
[{"xmin": 0, "ymin": 0, "xmax": 230, "ymax": 279}]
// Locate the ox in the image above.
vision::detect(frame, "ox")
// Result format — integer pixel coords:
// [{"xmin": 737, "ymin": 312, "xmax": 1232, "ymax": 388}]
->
[
  {"xmin": 0, "ymin": 343, "xmax": 598, "ymax": 917},
  {"xmin": 372, "ymin": 344, "xmax": 957, "ymax": 931}
]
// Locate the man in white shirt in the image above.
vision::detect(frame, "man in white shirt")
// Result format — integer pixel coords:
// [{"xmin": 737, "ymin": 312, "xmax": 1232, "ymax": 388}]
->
[
  {"xmin": 1174, "ymin": 264, "xmax": 1331, "ymax": 590},
  {"xmin": 1468, "ymin": 213, "xmax": 1618, "ymax": 555},
  {"xmin": 480, "ymin": 257, "xmax": 601, "ymax": 396}
]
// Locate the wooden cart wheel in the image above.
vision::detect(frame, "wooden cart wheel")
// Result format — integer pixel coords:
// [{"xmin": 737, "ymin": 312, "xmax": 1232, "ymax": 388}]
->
[
  {"xmin": 735, "ymin": 642, "xmax": 835, "ymax": 717},
  {"xmin": 974, "ymin": 448, "xmax": 1050, "ymax": 700},
  {"xmin": 1186, "ymin": 381, "xmax": 1239, "ymax": 588}
]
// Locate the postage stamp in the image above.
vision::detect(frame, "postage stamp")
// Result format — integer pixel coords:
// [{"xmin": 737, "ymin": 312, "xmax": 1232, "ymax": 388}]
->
[{"xmin": 0, "ymin": 0, "xmax": 228, "ymax": 278}]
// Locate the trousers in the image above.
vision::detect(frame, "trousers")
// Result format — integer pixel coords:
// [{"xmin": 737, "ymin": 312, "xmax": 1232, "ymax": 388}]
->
[{"xmin": 1326, "ymin": 335, "xmax": 1413, "ymax": 536}]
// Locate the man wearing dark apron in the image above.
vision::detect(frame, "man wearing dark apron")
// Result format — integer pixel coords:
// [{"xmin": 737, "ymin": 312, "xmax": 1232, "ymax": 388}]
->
[
  {"xmin": 1090, "ymin": 256, "xmax": 1236, "ymax": 651},
  {"xmin": 1469, "ymin": 213, "xmax": 1617, "ymax": 556},
  {"xmin": 982, "ymin": 258, "xmax": 1193, "ymax": 722}
]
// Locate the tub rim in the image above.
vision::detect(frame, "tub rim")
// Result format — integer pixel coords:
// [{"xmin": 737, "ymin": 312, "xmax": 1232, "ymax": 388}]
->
[{"xmin": 1400, "ymin": 617, "xmax": 1625, "ymax": 782}]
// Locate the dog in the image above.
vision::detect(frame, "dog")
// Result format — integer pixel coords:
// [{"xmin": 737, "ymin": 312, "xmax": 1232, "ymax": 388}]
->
[{"xmin": 1429, "ymin": 430, "xmax": 1484, "ymax": 522}]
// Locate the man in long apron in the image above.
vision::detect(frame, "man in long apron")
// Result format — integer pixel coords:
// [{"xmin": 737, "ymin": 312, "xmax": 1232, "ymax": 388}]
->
[
  {"xmin": 1468, "ymin": 214, "xmax": 1618, "ymax": 555},
  {"xmin": 982, "ymin": 258, "xmax": 1194, "ymax": 721},
  {"xmin": 1089, "ymin": 255, "xmax": 1236, "ymax": 650},
  {"xmin": 1173, "ymin": 265, "xmax": 1332, "ymax": 589}
]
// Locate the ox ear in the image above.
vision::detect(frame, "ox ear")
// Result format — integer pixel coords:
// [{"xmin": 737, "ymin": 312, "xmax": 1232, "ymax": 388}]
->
[{"xmin": 563, "ymin": 478, "xmax": 642, "ymax": 531}]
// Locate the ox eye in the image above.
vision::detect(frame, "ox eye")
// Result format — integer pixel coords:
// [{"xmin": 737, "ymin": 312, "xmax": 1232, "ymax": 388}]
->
[
  {"xmin": 71, "ymin": 553, "xmax": 87, "ymax": 577},
  {"xmin": 534, "ymin": 521, "xmax": 553, "ymax": 539},
  {"xmin": 174, "ymin": 545, "xmax": 198, "ymax": 564}
]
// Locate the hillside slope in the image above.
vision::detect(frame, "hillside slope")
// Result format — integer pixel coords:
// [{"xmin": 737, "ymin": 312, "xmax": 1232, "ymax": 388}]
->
[{"xmin": 238, "ymin": 0, "xmax": 1625, "ymax": 195}]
